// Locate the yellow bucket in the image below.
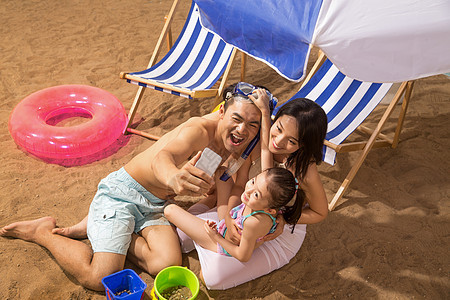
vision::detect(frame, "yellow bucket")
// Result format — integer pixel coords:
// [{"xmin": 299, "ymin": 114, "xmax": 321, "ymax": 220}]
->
[{"xmin": 150, "ymin": 266, "xmax": 199, "ymax": 300}]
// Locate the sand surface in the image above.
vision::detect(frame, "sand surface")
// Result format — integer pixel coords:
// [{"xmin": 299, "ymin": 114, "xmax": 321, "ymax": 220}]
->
[{"xmin": 0, "ymin": 0, "xmax": 449, "ymax": 299}]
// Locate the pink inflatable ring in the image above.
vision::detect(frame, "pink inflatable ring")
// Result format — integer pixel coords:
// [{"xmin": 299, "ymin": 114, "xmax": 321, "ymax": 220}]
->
[{"xmin": 9, "ymin": 85, "xmax": 128, "ymax": 165}]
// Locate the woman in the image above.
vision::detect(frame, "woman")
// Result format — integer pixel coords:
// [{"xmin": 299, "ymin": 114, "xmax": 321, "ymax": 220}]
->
[{"xmin": 178, "ymin": 83, "xmax": 329, "ymax": 289}]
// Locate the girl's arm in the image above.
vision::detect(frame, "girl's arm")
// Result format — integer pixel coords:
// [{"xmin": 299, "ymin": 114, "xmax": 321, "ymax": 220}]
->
[{"xmin": 205, "ymin": 215, "xmax": 271, "ymax": 262}]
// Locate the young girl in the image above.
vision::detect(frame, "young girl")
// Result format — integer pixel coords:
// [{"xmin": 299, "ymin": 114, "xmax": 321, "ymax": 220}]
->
[{"xmin": 164, "ymin": 167, "xmax": 304, "ymax": 262}]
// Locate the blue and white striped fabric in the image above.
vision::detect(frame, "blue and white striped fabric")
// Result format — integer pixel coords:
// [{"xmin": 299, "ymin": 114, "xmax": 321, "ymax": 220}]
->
[
  {"xmin": 195, "ymin": 0, "xmax": 450, "ymax": 83},
  {"xmin": 126, "ymin": 3, "xmax": 234, "ymax": 99},
  {"xmin": 273, "ymin": 59, "xmax": 392, "ymax": 165}
]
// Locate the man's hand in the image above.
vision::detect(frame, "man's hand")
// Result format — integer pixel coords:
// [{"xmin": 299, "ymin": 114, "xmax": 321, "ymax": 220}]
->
[
  {"xmin": 167, "ymin": 151, "xmax": 215, "ymax": 197},
  {"xmin": 260, "ymin": 214, "xmax": 286, "ymax": 242}
]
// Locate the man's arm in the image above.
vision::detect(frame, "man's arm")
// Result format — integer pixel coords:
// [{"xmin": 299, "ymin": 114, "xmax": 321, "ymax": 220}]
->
[
  {"xmin": 152, "ymin": 122, "xmax": 215, "ymax": 197},
  {"xmin": 222, "ymin": 157, "xmax": 252, "ymax": 243}
]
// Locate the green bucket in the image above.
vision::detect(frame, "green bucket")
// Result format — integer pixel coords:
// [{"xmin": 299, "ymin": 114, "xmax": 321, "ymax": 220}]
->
[{"xmin": 153, "ymin": 266, "xmax": 199, "ymax": 300}]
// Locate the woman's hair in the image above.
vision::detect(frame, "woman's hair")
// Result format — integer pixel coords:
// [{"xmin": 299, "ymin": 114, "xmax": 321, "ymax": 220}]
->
[
  {"xmin": 264, "ymin": 167, "xmax": 305, "ymax": 232},
  {"xmin": 273, "ymin": 98, "xmax": 327, "ymax": 180}
]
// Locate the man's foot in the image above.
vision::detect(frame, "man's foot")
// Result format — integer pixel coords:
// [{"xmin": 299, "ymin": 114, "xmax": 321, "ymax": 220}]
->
[
  {"xmin": 52, "ymin": 222, "xmax": 87, "ymax": 239},
  {"xmin": 0, "ymin": 216, "xmax": 56, "ymax": 242}
]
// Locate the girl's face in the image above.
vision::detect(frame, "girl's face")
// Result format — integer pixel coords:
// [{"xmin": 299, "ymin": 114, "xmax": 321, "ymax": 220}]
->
[
  {"xmin": 269, "ymin": 115, "xmax": 300, "ymax": 155},
  {"xmin": 241, "ymin": 172, "xmax": 271, "ymax": 211}
]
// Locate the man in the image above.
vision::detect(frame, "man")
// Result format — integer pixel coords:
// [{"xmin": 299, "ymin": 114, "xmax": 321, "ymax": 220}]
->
[{"xmin": 0, "ymin": 94, "xmax": 261, "ymax": 291}]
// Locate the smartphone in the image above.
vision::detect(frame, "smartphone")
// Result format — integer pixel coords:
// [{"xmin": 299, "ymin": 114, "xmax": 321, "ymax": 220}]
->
[{"xmin": 194, "ymin": 147, "xmax": 222, "ymax": 176}]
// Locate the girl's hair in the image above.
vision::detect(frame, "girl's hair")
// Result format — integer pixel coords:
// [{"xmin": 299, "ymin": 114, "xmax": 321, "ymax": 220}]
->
[
  {"xmin": 264, "ymin": 167, "xmax": 305, "ymax": 232},
  {"xmin": 273, "ymin": 98, "xmax": 327, "ymax": 180}
]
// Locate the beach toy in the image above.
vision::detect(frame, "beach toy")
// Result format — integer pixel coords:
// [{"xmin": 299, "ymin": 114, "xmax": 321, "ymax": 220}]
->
[
  {"xmin": 9, "ymin": 85, "xmax": 128, "ymax": 166},
  {"xmin": 212, "ymin": 101, "xmax": 223, "ymax": 112},
  {"xmin": 102, "ymin": 269, "xmax": 147, "ymax": 300},
  {"xmin": 151, "ymin": 266, "xmax": 199, "ymax": 300}
]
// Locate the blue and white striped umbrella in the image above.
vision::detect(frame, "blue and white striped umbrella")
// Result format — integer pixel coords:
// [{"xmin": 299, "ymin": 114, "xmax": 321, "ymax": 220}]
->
[{"xmin": 194, "ymin": 0, "xmax": 450, "ymax": 83}]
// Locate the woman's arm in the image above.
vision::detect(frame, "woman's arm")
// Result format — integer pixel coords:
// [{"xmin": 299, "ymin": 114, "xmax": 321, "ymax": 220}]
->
[
  {"xmin": 261, "ymin": 163, "xmax": 328, "ymax": 242},
  {"xmin": 297, "ymin": 163, "xmax": 328, "ymax": 224},
  {"xmin": 250, "ymin": 89, "xmax": 273, "ymax": 170}
]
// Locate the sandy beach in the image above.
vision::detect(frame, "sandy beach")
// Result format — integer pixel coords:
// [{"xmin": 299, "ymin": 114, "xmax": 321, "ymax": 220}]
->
[{"xmin": 0, "ymin": 0, "xmax": 449, "ymax": 299}]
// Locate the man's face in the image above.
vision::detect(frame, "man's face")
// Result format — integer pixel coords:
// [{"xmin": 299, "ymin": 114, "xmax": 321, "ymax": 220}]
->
[{"xmin": 219, "ymin": 100, "xmax": 261, "ymax": 154}]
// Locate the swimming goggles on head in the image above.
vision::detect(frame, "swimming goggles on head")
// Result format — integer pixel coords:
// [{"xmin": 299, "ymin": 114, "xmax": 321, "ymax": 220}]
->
[{"xmin": 233, "ymin": 82, "xmax": 278, "ymax": 112}]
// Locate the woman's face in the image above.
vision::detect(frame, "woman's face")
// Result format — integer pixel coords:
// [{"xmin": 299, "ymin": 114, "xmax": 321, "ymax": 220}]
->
[{"xmin": 269, "ymin": 115, "xmax": 300, "ymax": 155}]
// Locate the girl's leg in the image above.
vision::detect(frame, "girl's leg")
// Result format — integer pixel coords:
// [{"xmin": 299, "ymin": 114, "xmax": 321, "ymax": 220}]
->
[
  {"xmin": 179, "ymin": 205, "xmax": 218, "ymax": 253},
  {"xmin": 164, "ymin": 204, "xmax": 217, "ymax": 252},
  {"xmin": 126, "ymin": 202, "xmax": 216, "ymax": 271}
]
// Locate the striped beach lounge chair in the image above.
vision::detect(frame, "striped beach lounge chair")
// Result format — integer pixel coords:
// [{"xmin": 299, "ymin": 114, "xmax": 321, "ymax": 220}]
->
[
  {"xmin": 120, "ymin": 0, "xmax": 237, "ymax": 139},
  {"xmin": 273, "ymin": 51, "xmax": 415, "ymax": 210}
]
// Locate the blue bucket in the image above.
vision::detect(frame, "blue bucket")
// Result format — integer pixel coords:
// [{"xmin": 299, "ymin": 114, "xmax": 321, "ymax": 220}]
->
[{"xmin": 102, "ymin": 269, "xmax": 147, "ymax": 300}]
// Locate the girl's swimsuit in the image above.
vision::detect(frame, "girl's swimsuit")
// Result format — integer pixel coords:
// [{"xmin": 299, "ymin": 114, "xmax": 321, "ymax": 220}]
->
[{"xmin": 216, "ymin": 203, "xmax": 277, "ymax": 256}]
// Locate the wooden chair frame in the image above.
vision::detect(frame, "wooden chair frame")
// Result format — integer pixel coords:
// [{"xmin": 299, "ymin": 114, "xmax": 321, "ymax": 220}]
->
[
  {"xmin": 304, "ymin": 51, "xmax": 414, "ymax": 210},
  {"xmin": 120, "ymin": 0, "xmax": 245, "ymax": 140}
]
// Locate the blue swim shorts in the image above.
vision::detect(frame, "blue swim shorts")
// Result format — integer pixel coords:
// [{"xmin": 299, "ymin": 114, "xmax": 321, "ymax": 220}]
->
[{"xmin": 87, "ymin": 167, "xmax": 170, "ymax": 255}]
